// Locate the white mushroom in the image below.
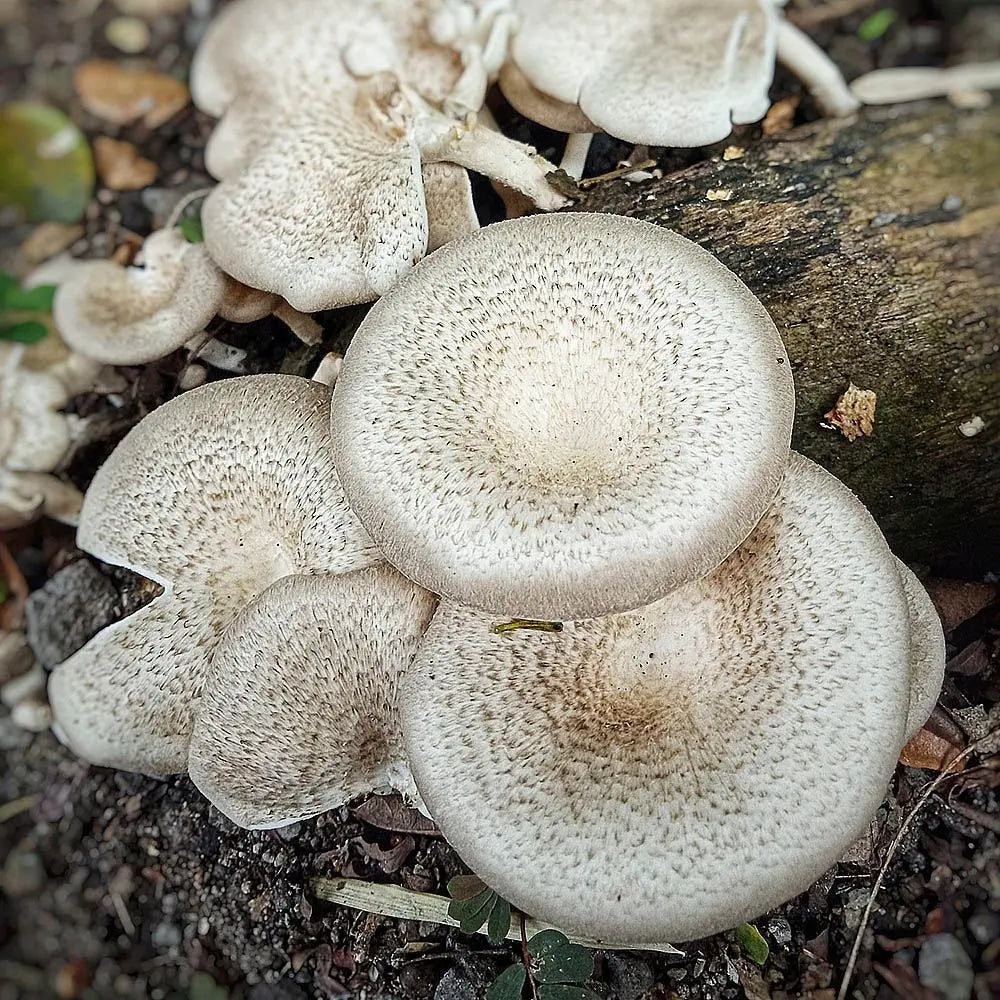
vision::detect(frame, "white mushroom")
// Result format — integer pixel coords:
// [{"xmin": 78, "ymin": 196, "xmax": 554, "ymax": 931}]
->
[
  {"xmin": 499, "ymin": 0, "xmax": 858, "ymax": 176},
  {"xmin": 400, "ymin": 453, "xmax": 941, "ymax": 944},
  {"xmin": 48, "ymin": 375, "xmax": 380, "ymax": 774},
  {"xmin": 189, "ymin": 566, "xmax": 437, "ymax": 829},
  {"xmin": 53, "ymin": 230, "xmax": 228, "ymax": 366},
  {"xmin": 190, "ymin": 0, "xmax": 568, "ymax": 312},
  {"xmin": 0, "ymin": 345, "xmax": 82, "ymax": 529},
  {"xmin": 331, "ymin": 213, "xmax": 794, "ymax": 621}
]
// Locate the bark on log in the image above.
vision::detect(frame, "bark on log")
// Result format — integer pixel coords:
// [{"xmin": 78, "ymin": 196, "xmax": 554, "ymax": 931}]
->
[{"xmin": 577, "ymin": 102, "xmax": 1000, "ymax": 578}]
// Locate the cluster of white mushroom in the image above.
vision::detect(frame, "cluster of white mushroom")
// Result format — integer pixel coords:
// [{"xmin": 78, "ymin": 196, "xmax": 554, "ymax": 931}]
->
[{"xmin": 49, "ymin": 212, "xmax": 946, "ymax": 945}]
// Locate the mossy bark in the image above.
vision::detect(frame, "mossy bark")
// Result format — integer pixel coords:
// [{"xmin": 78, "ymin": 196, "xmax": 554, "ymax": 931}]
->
[{"xmin": 579, "ymin": 102, "xmax": 1000, "ymax": 577}]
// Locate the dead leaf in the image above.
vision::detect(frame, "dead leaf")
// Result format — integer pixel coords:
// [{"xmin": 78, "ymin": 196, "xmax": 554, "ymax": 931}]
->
[
  {"xmin": 762, "ymin": 96, "xmax": 800, "ymax": 137},
  {"xmin": 20, "ymin": 221, "xmax": 84, "ymax": 264},
  {"xmin": 946, "ymin": 640, "xmax": 990, "ymax": 678},
  {"xmin": 0, "ymin": 540, "xmax": 29, "ymax": 630},
  {"xmin": 353, "ymin": 834, "xmax": 416, "ymax": 874},
  {"xmin": 873, "ymin": 959, "xmax": 939, "ymax": 1000},
  {"xmin": 351, "ymin": 794, "xmax": 441, "ymax": 836},
  {"xmin": 823, "ymin": 383, "xmax": 876, "ymax": 441},
  {"xmin": 74, "ymin": 60, "xmax": 189, "ymax": 128},
  {"xmin": 93, "ymin": 137, "xmax": 157, "ymax": 189},
  {"xmin": 923, "ymin": 578, "xmax": 1000, "ymax": 633},
  {"xmin": 899, "ymin": 726, "xmax": 964, "ymax": 772}
]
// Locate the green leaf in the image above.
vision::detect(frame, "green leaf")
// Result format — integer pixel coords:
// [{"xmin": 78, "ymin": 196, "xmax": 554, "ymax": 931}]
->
[
  {"xmin": 447, "ymin": 874, "xmax": 489, "ymax": 901},
  {"xmin": 528, "ymin": 930, "xmax": 594, "ymax": 984},
  {"xmin": 0, "ymin": 283, "xmax": 57, "ymax": 312},
  {"xmin": 448, "ymin": 887, "xmax": 497, "ymax": 933},
  {"xmin": 857, "ymin": 8, "xmax": 897, "ymax": 42},
  {"xmin": 736, "ymin": 922, "xmax": 770, "ymax": 965},
  {"xmin": 486, "ymin": 964, "xmax": 526, "ymax": 1000},
  {"xmin": 487, "ymin": 895, "xmax": 512, "ymax": 945},
  {"xmin": 188, "ymin": 972, "xmax": 228, "ymax": 1000},
  {"xmin": 0, "ymin": 273, "xmax": 18, "ymax": 300},
  {"xmin": 0, "ymin": 320, "xmax": 49, "ymax": 344},
  {"xmin": 0, "ymin": 102, "xmax": 94, "ymax": 223},
  {"xmin": 179, "ymin": 215, "xmax": 204, "ymax": 243},
  {"xmin": 538, "ymin": 987, "xmax": 602, "ymax": 1000}
]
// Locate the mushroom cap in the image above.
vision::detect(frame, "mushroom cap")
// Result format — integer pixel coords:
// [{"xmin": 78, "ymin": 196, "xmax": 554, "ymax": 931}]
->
[
  {"xmin": 400, "ymin": 453, "xmax": 915, "ymax": 944},
  {"xmin": 895, "ymin": 558, "xmax": 946, "ymax": 742},
  {"xmin": 503, "ymin": 0, "xmax": 780, "ymax": 145},
  {"xmin": 331, "ymin": 212, "xmax": 794, "ymax": 621},
  {"xmin": 48, "ymin": 375, "xmax": 379, "ymax": 774},
  {"xmin": 497, "ymin": 61, "xmax": 599, "ymax": 135},
  {"xmin": 189, "ymin": 566, "xmax": 437, "ymax": 829},
  {"xmin": 52, "ymin": 230, "xmax": 226, "ymax": 365}
]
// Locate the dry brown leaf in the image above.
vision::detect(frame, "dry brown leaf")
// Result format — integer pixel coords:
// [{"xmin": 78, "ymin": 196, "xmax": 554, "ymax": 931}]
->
[
  {"xmin": 351, "ymin": 794, "xmax": 441, "ymax": 836},
  {"xmin": 899, "ymin": 726, "xmax": 965, "ymax": 772},
  {"xmin": 74, "ymin": 60, "xmax": 189, "ymax": 128},
  {"xmin": 93, "ymin": 136, "xmax": 157, "ymax": 189},
  {"xmin": 823, "ymin": 383, "xmax": 877, "ymax": 441},
  {"xmin": 924, "ymin": 578, "xmax": 1000, "ymax": 633},
  {"xmin": 762, "ymin": 96, "xmax": 800, "ymax": 137},
  {"xmin": 20, "ymin": 221, "xmax": 84, "ymax": 264}
]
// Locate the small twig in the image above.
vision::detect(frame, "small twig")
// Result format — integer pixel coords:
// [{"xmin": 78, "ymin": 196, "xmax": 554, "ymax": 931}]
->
[
  {"xmin": 577, "ymin": 158, "xmax": 658, "ymax": 190},
  {"xmin": 163, "ymin": 187, "xmax": 214, "ymax": 231},
  {"xmin": 837, "ymin": 729, "xmax": 1000, "ymax": 1000},
  {"xmin": 491, "ymin": 619, "xmax": 563, "ymax": 635},
  {"xmin": 521, "ymin": 911, "xmax": 539, "ymax": 1000},
  {"xmin": 310, "ymin": 877, "xmax": 683, "ymax": 955},
  {"xmin": 0, "ymin": 795, "xmax": 37, "ymax": 824},
  {"xmin": 787, "ymin": 0, "xmax": 879, "ymax": 29}
]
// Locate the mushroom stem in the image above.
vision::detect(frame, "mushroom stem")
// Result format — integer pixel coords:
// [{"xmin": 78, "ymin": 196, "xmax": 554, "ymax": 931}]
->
[
  {"xmin": 417, "ymin": 111, "xmax": 570, "ymax": 212},
  {"xmin": 271, "ymin": 301, "xmax": 324, "ymax": 345},
  {"xmin": 776, "ymin": 21, "xmax": 860, "ymax": 117},
  {"xmin": 559, "ymin": 132, "xmax": 594, "ymax": 180},
  {"xmin": 849, "ymin": 61, "xmax": 1000, "ymax": 104},
  {"xmin": 308, "ymin": 877, "xmax": 683, "ymax": 955},
  {"xmin": 163, "ymin": 187, "xmax": 214, "ymax": 231}
]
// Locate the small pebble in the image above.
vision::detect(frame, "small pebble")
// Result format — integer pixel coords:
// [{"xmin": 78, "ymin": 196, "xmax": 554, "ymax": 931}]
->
[
  {"xmin": 959, "ymin": 415, "xmax": 985, "ymax": 437},
  {"xmin": 106, "ymin": 16, "xmax": 150, "ymax": 53},
  {"xmin": 767, "ymin": 915, "xmax": 793, "ymax": 946},
  {"xmin": 918, "ymin": 934, "xmax": 974, "ymax": 1000},
  {"xmin": 11, "ymin": 698, "xmax": 52, "ymax": 733}
]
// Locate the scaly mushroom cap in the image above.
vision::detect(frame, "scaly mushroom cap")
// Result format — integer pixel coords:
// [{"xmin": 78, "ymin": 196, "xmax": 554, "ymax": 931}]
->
[
  {"xmin": 189, "ymin": 567, "xmax": 437, "ymax": 829},
  {"xmin": 401, "ymin": 454, "xmax": 926, "ymax": 944},
  {"xmin": 48, "ymin": 375, "xmax": 379, "ymax": 774},
  {"xmin": 331, "ymin": 213, "xmax": 794, "ymax": 621},
  {"xmin": 53, "ymin": 230, "xmax": 226, "ymax": 365},
  {"xmin": 895, "ymin": 559, "xmax": 946, "ymax": 742},
  {"xmin": 502, "ymin": 0, "xmax": 780, "ymax": 145},
  {"xmin": 191, "ymin": 0, "xmax": 565, "ymax": 311}
]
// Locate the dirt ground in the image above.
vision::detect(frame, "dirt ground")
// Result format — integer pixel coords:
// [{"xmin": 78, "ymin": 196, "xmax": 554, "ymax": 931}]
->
[{"xmin": 1, "ymin": 1, "xmax": 999, "ymax": 999}]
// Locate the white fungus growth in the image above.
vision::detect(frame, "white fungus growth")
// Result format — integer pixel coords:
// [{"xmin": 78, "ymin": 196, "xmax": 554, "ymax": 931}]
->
[
  {"xmin": 331, "ymin": 212, "xmax": 795, "ymax": 621},
  {"xmin": 400, "ymin": 453, "xmax": 943, "ymax": 944}
]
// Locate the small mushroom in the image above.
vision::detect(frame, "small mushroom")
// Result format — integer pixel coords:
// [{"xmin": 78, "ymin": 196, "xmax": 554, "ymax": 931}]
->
[
  {"xmin": 0, "ymin": 345, "xmax": 82, "ymax": 529},
  {"xmin": 499, "ymin": 0, "xmax": 857, "ymax": 176},
  {"xmin": 331, "ymin": 213, "xmax": 794, "ymax": 620},
  {"xmin": 189, "ymin": 566, "xmax": 437, "ymax": 829},
  {"xmin": 53, "ymin": 229, "xmax": 227, "ymax": 365},
  {"xmin": 190, "ymin": 0, "xmax": 568, "ymax": 311},
  {"xmin": 400, "ymin": 453, "xmax": 942, "ymax": 944},
  {"xmin": 850, "ymin": 61, "xmax": 1000, "ymax": 105},
  {"xmin": 48, "ymin": 375, "xmax": 380, "ymax": 774}
]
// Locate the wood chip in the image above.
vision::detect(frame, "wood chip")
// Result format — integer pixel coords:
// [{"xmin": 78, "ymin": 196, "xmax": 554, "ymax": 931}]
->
[
  {"xmin": 93, "ymin": 136, "xmax": 157, "ymax": 189},
  {"xmin": 823, "ymin": 383, "xmax": 876, "ymax": 441},
  {"xmin": 74, "ymin": 60, "xmax": 189, "ymax": 128},
  {"xmin": 899, "ymin": 727, "xmax": 965, "ymax": 772},
  {"xmin": 762, "ymin": 96, "xmax": 800, "ymax": 137},
  {"xmin": 722, "ymin": 145, "xmax": 745, "ymax": 160},
  {"xmin": 19, "ymin": 221, "xmax": 84, "ymax": 264},
  {"xmin": 706, "ymin": 188, "xmax": 734, "ymax": 201}
]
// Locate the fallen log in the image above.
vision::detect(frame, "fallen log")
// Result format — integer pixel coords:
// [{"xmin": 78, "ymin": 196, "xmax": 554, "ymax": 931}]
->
[{"xmin": 578, "ymin": 101, "xmax": 1000, "ymax": 578}]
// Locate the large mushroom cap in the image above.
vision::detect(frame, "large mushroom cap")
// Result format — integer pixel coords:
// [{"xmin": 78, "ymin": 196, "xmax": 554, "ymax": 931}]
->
[
  {"xmin": 400, "ymin": 454, "xmax": 923, "ymax": 944},
  {"xmin": 331, "ymin": 212, "xmax": 794, "ymax": 621},
  {"xmin": 48, "ymin": 375, "xmax": 379, "ymax": 774},
  {"xmin": 502, "ymin": 0, "xmax": 780, "ymax": 145},
  {"xmin": 189, "ymin": 566, "xmax": 437, "ymax": 829}
]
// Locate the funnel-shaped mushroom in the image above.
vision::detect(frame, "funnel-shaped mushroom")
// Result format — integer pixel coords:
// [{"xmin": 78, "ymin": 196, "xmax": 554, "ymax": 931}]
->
[
  {"xmin": 190, "ymin": 0, "xmax": 567, "ymax": 311},
  {"xmin": 400, "ymin": 454, "xmax": 943, "ymax": 944},
  {"xmin": 189, "ymin": 566, "xmax": 437, "ymax": 829},
  {"xmin": 499, "ymin": 0, "xmax": 857, "ymax": 162},
  {"xmin": 331, "ymin": 213, "xmax": 794, "ymax": 621},
  {"xmin": 48, "ymin": 375, "xmax": 379, "ymax": 774}
]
